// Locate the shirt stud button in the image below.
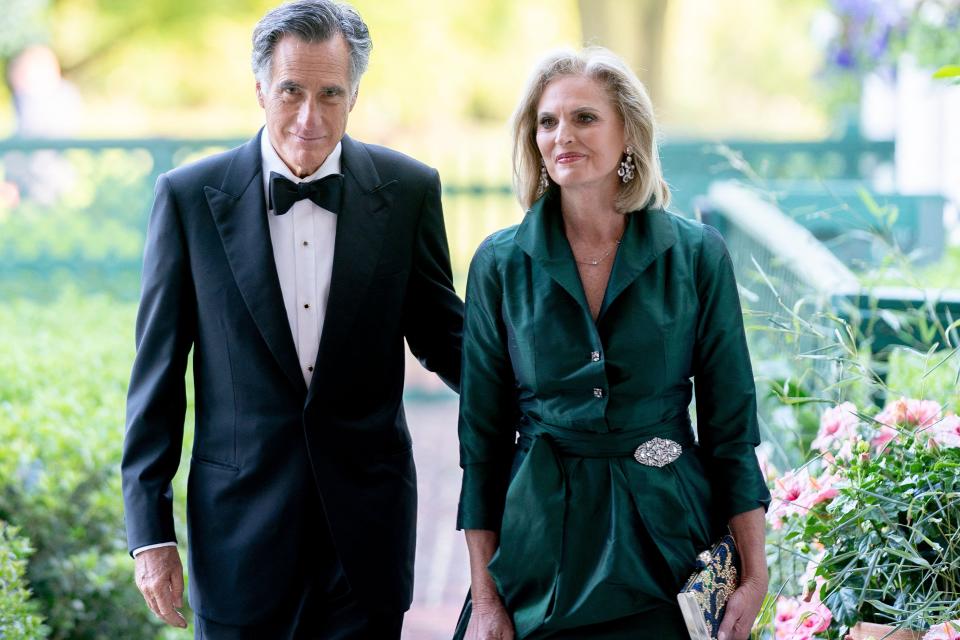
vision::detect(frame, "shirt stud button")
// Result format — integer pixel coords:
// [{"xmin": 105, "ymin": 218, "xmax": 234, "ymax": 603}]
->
[
  {"xmin": 593, "ymin": 388, "xmax": 604, "ymax": 399},
  {"xmin": 307, "ymin": 366, "xmax": 314, "ymax": 372},
  {"xmin": 304, "ymin": 303, "xmax": 310, "ymax": 309},
  {"xmin": 302, "ymin": 241, "xmax": 309, "ymax": 247},
  {"xmin": 591, "ymin": 351, "xmax": 601, "ymax": 362}
]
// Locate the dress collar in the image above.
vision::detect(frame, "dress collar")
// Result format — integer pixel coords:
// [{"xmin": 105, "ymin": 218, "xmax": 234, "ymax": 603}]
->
[{"xmin": 513, "ymin": 188, "xmax": 679, "ymax": 318}]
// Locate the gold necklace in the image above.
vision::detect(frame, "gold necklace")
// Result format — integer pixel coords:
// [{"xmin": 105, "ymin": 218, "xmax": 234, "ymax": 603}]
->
[{"xmin": 572, "ymin": 236, "xmax": 622, "ymax": 266}]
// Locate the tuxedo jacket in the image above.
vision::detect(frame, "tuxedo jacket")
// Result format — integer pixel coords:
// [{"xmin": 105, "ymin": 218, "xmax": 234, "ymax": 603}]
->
[{"xmin": 121, "ymin": 131, "xmax": 463, "ymax": 624}]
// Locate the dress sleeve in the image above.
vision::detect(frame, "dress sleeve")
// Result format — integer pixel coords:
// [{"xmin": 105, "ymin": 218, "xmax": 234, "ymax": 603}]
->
[
  {"xmin": 692, "ymin": 225, "xmax": 771, "ymax": 522},
  {"xmin": 456, "ymin": 236, "xmax": 518, "ymax": 532}
]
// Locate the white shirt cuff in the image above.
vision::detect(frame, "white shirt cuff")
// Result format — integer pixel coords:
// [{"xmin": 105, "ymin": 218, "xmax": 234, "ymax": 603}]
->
[{"xmin": 132, "ymin": 542, "xmax": 177, "ymax": 557}]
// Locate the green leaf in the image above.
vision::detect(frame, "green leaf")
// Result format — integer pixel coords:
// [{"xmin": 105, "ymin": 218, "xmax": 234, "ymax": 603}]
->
[
  {"xmin": 933, "ymin": 65, "xmax": 960, "ymax": 78},
  {"xmin": 825, "ymin": 587, "xmax": 861, "ymax": 627},
  {"xmin": 883, "ymin": 547, "xmax": 932, "ymax": 568}
]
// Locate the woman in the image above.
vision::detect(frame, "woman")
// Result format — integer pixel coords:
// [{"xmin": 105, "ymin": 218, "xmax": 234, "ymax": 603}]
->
[{"xmin": 454, "ymin": 47, "xmax": 771, "ymax": 640}]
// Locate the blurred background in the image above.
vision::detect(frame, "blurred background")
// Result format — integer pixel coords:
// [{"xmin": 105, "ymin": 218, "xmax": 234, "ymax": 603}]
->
[{"xmin": 1, "ymin": 1, "xmax": 958, "ymax": 638}]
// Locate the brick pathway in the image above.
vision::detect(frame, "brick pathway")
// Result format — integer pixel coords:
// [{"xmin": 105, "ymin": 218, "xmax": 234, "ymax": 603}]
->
[{"xmin": 401, "ymin": 385, "xmax": 470, "ymax": 640}]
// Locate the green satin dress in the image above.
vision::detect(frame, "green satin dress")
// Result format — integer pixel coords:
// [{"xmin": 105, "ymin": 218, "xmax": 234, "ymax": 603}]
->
[{"xmin": 454, "ymin": 190, "xmax": 771, "ymax": 640}]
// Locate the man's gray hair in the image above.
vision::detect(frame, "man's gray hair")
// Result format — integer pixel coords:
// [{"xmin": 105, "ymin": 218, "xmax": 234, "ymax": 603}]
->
[{"xmin": 252, "ymin": 0, "xmax": 372, "ymax": 92}]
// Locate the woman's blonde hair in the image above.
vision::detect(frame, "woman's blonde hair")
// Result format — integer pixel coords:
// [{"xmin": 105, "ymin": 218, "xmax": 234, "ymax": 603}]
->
[{"xmin": 511, "ymin": 46, "xmax": 670, "ymax": 213}]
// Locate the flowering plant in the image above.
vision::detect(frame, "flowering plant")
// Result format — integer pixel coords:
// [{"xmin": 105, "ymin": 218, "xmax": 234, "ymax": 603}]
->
[
  {"xmin": 816, "ymin": 0, "xmax": 960, "ymax": 77},
  {"xmin": 768, "ymin": 397, "xmax": 960, "ymax": 639}
]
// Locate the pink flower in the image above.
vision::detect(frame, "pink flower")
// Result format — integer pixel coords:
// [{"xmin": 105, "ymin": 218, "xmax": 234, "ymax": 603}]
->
[
  {"xmin": 768, "ymin": 469, "xmax": 841, "ymax": 528},
  {"xmin": 923, "ymin": 620, "xmax": 960, "ymax": 640},
  {"xmin": 905, "ymin": 399, "xmax": 942, "ymax": 429},
  {"xmin": 811, "ymin": 402, "xmax": 860, "ymax": 456},
  {"xmin": 774, "ymin": 595, "xmax": 832, "ymax": 640},
  {"xmin": 871, "ymin": 397, "xmax": 942, "ymax": 451},
  {"xmin": 768, "ymin": 469, "xmax": 808, "ymax": 529},
  {"xmin": 806, "ymin": 471, "xmax": 840, "ymax": 507},
  {"xmin": 871, "ymin": 424, "xmax": 899, "ymax": 451},
  {"xmin": 875, "ymin": 397, "xmax": 941, "ymax": 429},
  {"xmin": 796, "ymin": 600, "xmax": 832, "ymax": 635},
  {"xmin": 928, "ymin": 414, "xmax": 960, "ymax": 449},
  {"xmin": 874, "ymin": 398, "xmax": 908, "ymax": 427}
]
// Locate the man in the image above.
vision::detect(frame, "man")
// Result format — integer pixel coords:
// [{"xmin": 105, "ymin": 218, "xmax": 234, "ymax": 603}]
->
[{"xmin": 120, "ymin": 1, "xmax": 463, "ymax": 637}]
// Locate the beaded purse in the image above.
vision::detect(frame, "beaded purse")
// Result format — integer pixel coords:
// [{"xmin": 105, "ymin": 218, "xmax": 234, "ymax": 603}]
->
[{"xmin": 677, "ymin": 534, "xmax": 741, "ymax": 640}]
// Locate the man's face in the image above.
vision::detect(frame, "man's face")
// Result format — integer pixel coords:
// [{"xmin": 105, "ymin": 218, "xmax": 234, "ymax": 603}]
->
[{"xmin": 257, "ymin": 34, "xmax": 356, "ymax": 177}]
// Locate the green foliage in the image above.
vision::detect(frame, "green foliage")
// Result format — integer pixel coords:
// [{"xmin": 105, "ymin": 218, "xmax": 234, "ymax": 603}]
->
[
  {"xmin": 0, "ymin": 148, "xmax": 149, "ymax": 261},
  {"xmin": 0, "ymin": 141, "xmax": 525, "ymax": 300},
  {"xmin": 0, "ymin": 0, "xmax": 49, "ymax": 59},
  {"xmin": 714, "ymin": 152, "xmax": 960, "ymax": 636},
  {"xmin": 776, "ymin": 426, "xmax": 960, "ymax": 636},
  {"xmin": 0, "ymin": 522, "xmax": 48, "ymax": 639},
  {"xmin": 0, "ymin": 295, "xmax": 192, "ymax": 639},
  {"xmin": 886, "ymin": 347, "xmax": 960, "ymax": 412},
  {"xmin": 897, "ymin": 17, "xmax": 960, "ymax": 72}
]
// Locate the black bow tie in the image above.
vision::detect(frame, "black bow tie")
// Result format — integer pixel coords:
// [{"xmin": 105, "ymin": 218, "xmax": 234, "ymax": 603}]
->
[{"xmin": 269, "ymin": 171, "xmax": 343, "ymax": 215}]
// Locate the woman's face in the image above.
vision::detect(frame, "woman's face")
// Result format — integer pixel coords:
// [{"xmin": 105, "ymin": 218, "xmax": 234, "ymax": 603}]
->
[{"xmin": 535, "ymin": 74, "xmax": 626, "ymax": 194}]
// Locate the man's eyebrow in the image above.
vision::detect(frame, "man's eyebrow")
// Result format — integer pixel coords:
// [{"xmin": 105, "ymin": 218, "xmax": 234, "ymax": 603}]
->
[
  {"xmin": 320, "ymin": 84, "xmax": 346, "ymax": 95},
  {"xmin": 277, "ymin": 79, "xmax": 302, "ymax": 90}
]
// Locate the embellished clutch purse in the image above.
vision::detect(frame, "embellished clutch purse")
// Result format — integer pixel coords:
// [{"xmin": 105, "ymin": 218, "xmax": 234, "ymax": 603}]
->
[{"xmin": 677, "ymin": 534, "xmax": 741, "ymax": 640}]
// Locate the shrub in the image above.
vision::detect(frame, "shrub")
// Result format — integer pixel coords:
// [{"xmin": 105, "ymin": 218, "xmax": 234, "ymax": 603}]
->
[
  {"xmin": 0, "ymin": 521, "xmax": 48, "ymax": 639},
  {"xmin": 767, "ymin": 398, "xmax": 960, "ymax": 638},
  {"xmin": 0, "ymin": 295, "xmax": 192, "ymax": 639}
]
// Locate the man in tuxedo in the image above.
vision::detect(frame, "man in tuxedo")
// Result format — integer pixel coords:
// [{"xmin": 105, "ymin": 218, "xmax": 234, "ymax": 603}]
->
[{"xmin": 120, "ymin": 1, "xmax": 463, "ymax": 637}]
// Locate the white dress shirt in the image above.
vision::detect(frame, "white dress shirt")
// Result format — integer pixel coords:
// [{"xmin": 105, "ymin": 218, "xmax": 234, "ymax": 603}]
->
[
  {"xmin": 133, "ymin": 131, "xmax": 341, "ymax": 558},
  {"xmin": 261, "ymin": 131, "xmax": 340, "ymax": 388}
]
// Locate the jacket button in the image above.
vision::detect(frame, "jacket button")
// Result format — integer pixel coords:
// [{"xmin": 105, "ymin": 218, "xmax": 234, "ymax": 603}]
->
[
  {"xmin": 593, "ymin": 388, "xmax": 604, "ymax": 399},
  {"xmin": 590, "ymin": 351, "xmax": 601, "ymax": 362}
]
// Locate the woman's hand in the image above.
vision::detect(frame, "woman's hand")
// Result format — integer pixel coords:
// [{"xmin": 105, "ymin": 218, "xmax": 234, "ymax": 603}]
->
[
  {"xmin": 716, "ymin": 576, "xmax": 767, "ymax": 640},
  {"xmin": 463, "ymin": 530, "xmax": 515, "ymax": 640},
  {"xmin": 719, "ymin": 507, "xmax": 769, "ymax": 640},
  {"xmin": 466, "ymin": 597, "xmax": 515, "ymax": 640}
]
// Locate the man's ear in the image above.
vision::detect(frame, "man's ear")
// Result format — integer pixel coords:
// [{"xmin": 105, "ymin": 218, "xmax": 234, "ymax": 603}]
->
[
  {"xmin": 349, "ymin": 88, "xmax": 359, "ymax": 112},
  {"xmin": 256, "ymin": 81, "xmax": 266, "ymax": 109}
]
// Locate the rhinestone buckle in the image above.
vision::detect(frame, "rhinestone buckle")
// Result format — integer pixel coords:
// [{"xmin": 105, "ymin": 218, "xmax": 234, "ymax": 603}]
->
[{"xmin": 633, "ymin": 437, "xmax": 682, "ymax": 467}]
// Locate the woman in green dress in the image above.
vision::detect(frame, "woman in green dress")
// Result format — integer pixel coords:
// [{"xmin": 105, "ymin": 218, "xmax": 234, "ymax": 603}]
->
[{"xmin": 454, "ymin": 47, "xmax": 771, "ymax": 640}]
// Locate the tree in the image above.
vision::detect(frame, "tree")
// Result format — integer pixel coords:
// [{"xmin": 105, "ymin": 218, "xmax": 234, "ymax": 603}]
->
[{"xmin": 576, "ymin": 0, "xmax": 670, "ymax": 101}]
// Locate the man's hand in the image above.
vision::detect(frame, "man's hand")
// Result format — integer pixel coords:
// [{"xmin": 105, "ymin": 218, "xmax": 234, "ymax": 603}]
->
[
  {"xmin": 134, "ymin": 546, "xmax": 187, "ymax": 628},
  {"xmin": 466, "ymin": 597, "xmax": 515, "ymax": 640},
  {"xmin": 716, "ymin": 577, "xmax": 767, "ymax": 640}
]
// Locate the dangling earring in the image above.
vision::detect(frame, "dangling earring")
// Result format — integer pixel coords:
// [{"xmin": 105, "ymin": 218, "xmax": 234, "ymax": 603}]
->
[
  {"xmin": 538, "ymin": 159, "xmax": 550, "ymax": 196},
  {"xmin": 618, "ymin": 146, "xmax": 636, "ymax": 183}
]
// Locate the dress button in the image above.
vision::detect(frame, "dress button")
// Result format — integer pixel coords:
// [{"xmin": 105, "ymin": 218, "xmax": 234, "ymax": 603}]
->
[
  {"xmin": 593, "ymin": 388, "xmax": 604, "ymax": 399},
  {"xmin": 590, "ymin": 351, "xmax": 601, "ymax": 362}
]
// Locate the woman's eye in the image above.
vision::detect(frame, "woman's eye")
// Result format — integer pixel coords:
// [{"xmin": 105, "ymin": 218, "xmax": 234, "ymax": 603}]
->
[
  {"xmin": 539, "ymin": 117, "xmax": 556, "ymax": 128},
  {"xmin": 578, "ymin": 113, "xmax": 596, "ymax": 122}
]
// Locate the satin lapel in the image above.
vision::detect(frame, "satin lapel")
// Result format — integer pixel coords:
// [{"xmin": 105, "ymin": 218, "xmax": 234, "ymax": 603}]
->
[
  {"xmin": 205, "ymin": 132, "xmax": 306, "ymax": 394},
  {"xmin": 513, "ymin": 191, "xmax": 590, "ymax": 314},
  {"xmin": 599, "ymin": 208, "xmax": 678, "ymax": 319},
  {"xmin": 307, "ymin": 135, "xmax": 392, "ymax": 404}
]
